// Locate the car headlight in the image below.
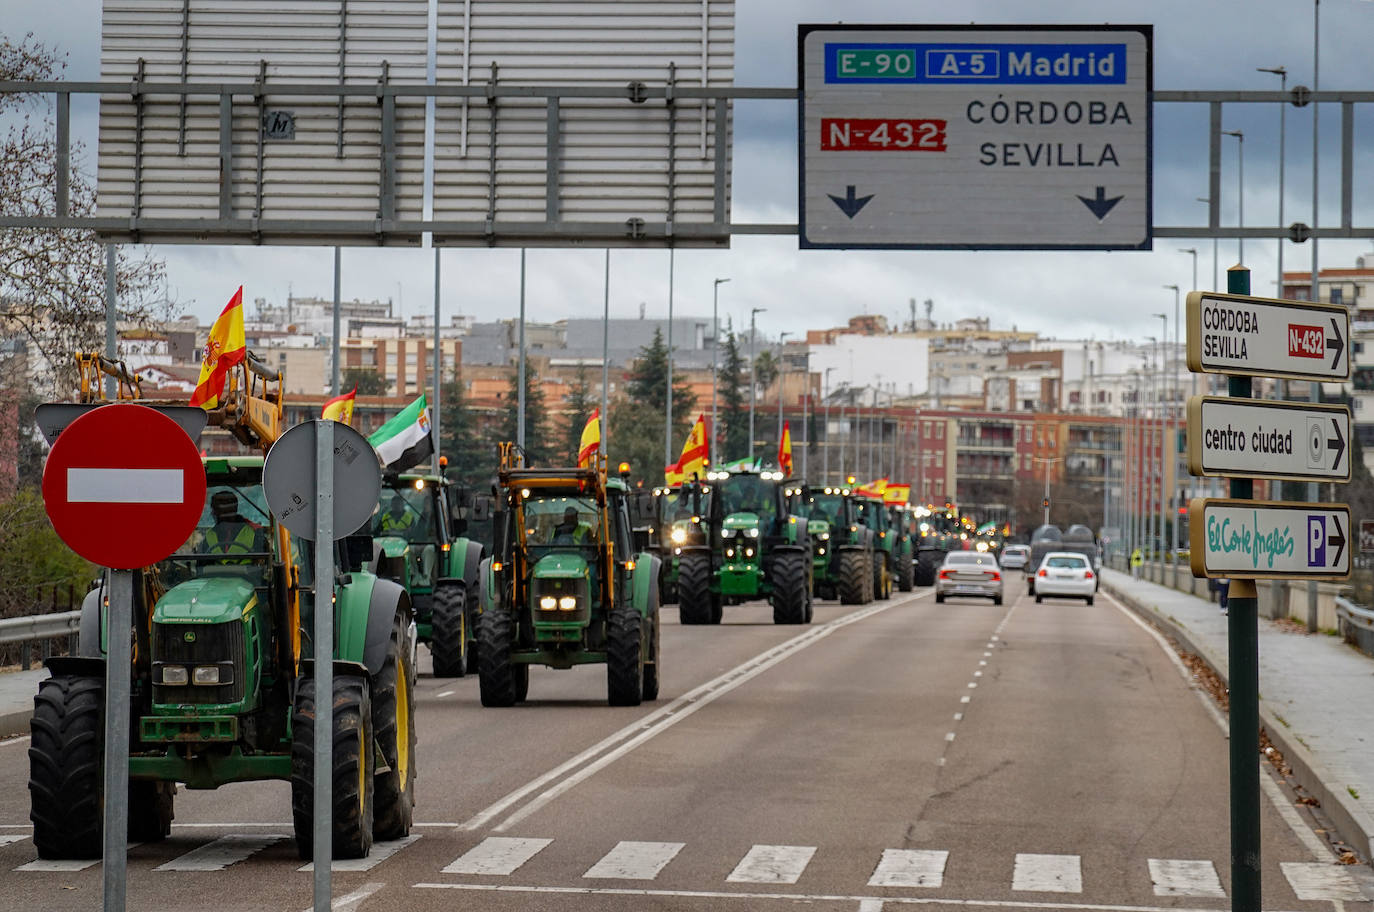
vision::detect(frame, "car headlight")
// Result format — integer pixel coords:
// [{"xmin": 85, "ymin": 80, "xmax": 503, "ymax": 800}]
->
[
  {"xmin": 558, "ymin": 596, "xmax": 577, "ymax": 611},
  {"xmin": 540, "ymin": 596, "xmax": 558, "ymax": 610},
  {"xmin": 192, "ymin": 665, "xmax": 221, "ymax": 686},
  {"xmin": 745, "ymin": 528, "xmax": 759, "ymax": 538},
  {"xmin": 161, "ymin": 666, "xmax": 188, "ymax": 685},
  {"xmin": 671, "ymin": 527, "xmax": 687, "ymax": 544}
]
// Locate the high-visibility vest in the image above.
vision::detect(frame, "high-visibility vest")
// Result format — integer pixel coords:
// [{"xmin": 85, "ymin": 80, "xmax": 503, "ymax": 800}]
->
[
  {"xmin": 206, "ymin": 522, "xmax": 258, "ymax": 563},
  {"xmin": 378, "ymin": 512, "xmax": 415, "ymax": 533}
]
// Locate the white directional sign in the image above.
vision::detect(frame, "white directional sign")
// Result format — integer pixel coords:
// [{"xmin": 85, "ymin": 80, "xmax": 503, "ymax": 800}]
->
[
  {"xmin": 1187, "ymin": 396, "xmax": 1351, "ymax": 483},
  {"xmin": 798, "ymin": 24, "xmax": 1152, "ymax": 250},
  {"xmin": 1186, "ymin": 291, "xmax": 1351, "ymax": 381},
  {"xmin": 1189, "ymin": 499, "xmax": 1350, "ymax": 580}
]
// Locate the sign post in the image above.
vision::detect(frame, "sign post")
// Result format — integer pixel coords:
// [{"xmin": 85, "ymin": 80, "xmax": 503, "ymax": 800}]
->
[{"xmin": 40, "ymin": 404, "xmax": 206, "ymax": 912}]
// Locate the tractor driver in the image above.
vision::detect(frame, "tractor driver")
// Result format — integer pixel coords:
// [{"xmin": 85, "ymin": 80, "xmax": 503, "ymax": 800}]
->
[
  {"xmin": 202, "ymin": 491, "xmax": 264, "ymax": 562},
  {"xmin": 552, "ymin": 506, "xmax": 595, "ymax": 546},
  {"xmin": 376, "ymin": 495, "xmax": 417, "ymax": 536}
]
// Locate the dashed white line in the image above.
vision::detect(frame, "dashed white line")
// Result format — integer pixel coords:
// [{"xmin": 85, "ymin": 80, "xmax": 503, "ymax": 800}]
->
[
  {"xmin": 436, "ymin": 689, "xmax": 456, "ymax": 698},
  {"xmin": 960, "ymin": 696, "xmax": 971, "ymax": 704},
  {"xmin": 1148, "ymin": 859, "xmax": 1226, "ymax": 897},
  {"xmin": 726, "ymin": 844, "xmax": 816, "ymax": 884},
  {"xmin": 945, "ymin": 732, "xmax": 957, "ymax": 742},
  {"xmin": 155, "ymin": 834, "xmax": 286, "ymax": 871},
  {"xmin": 300, "ymin": 881, "xmax": 385, "ymax": 912},
  {"xmin": 584, "ymin": 840, "xmax": 684, "ymax": 880},
  {"xmin": 1013, "ymin": 853, "xmax": 1082, "ymax": 893},
  {"xmin": 953, "ymin": 713, "xmax": 964, "ymax": 721},
  {"xmin": 868, "ymin": 848, "xmax": 949, "ymax": 888},
  {"xmin": 967, "ymin": 682, "xmax": 978, "ymax": 689},
  {"xmin": 979, "ymin": 660, "xmax": 988, "ymax": 666},
  {"xmin": 973, "ymin": 671, "xmax": 983, "ymax": 677},
  {"xmin": 442, "ymin": 836, "xmax": 551, "ymax": 876}
]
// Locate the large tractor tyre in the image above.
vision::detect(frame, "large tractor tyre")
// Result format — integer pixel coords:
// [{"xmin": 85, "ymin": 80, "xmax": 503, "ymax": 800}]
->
[
  {"xmin": 914, "ymin": 551, "xmax": 940, "ymax": 587},
  {"xmin": 837, "ymin": 550, "xmax": 868, "ymax": 605},
  {"xmin": 770, "ymin": 551, "xmax": 809, "ymax": 625},
  {"xmin": 862, "ymin": 551, "xmax": 876, "ymax": 603},
  {"xmin": 430, "ymin": 582, "xmax": 468, "ymax": 678},
  {"xmin": 896, "ymin": 549, "xmax": 915, "ymax": 592},
  {"xmin": 29, "ymin": 674, "xmax": 105, "ymax": 859},
  {"xmin": 372, "ymin": 611, "xmax": 417, "ymax": 841},
  {"xmin": 291, "ymin": 675, "xmax": 375, "ymax": 860},
  {"xmin": 606, "ymin": 603, "xmax": 644, "ymax": 707},
  {"xmin": 513, "ymin": 663, "xmax": 530, "ymax": 703},
  {"xmin": 476, "ymin": 608, "xmax": 519, "ymax": 707},
  {"xmin": 128, "ymin": 780, "xmax": 176, "ymax": 844},
  {"xmin": 677, "ymin": 553, "xmax": 713, "ymax": 625},
  {"xmin": 874, "ymin": 553, "xmax": 893, "ymax": 601},
  {"xmin": 642, "ymin": 603, "xmax": 661, "ymax": 701}
]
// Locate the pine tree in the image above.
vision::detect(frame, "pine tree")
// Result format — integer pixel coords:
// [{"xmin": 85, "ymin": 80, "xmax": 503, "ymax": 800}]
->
[
  {"xmin": 438, "ymin": 369, "xmax": 492, "ymax": 487},
  {"xmin": 495, "ymin": 362, "xmax": 552, "ymax": 466},
  {"xmin": 561, "ymin": 364, "xmax": 597, "ymax": 464},
  {"xmin": 625, "ymin": 328, "xmax": 697, "ymax": 453},
  {"xmin": 719, "ymin": 330, "xmax": 749, "ymax": 461},
  {"xmin": 606, "ymin": 399, "xmax": 666, "ymax": 490}
]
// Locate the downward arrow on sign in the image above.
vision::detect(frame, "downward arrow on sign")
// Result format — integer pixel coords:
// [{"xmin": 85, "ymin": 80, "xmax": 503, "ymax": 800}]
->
[
  {"xmin": 1077, "ymin": 186, "xmax": 1123, "ymax": 221},
  {"xmin": 828, "ymin": 185, "xmax": 874, "ymax": 219}
]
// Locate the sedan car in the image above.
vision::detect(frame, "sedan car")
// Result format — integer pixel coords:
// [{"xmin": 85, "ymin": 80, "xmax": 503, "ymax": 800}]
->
[
  {"xmin": 999, "ymin": 544, "xmax": 1030, "ymax": 570},
  {"xmin": 935, "ymin": 552, "xmax": 1003, "ymax": 605},
  {"xmin": 1032, "ymin": 552, "xmax": 1096, "ymax": 604}
]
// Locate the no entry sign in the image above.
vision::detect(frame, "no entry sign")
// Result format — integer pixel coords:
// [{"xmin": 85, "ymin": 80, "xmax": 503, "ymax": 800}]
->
[{"xmin": 42, "ymin": 403, "xmax": 206, "ymax": 569}]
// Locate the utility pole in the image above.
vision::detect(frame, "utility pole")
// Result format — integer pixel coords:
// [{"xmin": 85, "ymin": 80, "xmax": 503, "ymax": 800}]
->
[
  {"xmin": 748, "ymin": 307, "xmax": 766, "ymax": 463},
  {"xmin": 710, "ymin": 277, "xmax": 729, "ymax": 466}
]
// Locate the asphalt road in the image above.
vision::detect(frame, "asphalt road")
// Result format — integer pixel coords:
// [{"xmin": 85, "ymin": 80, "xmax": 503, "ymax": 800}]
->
[{"xmin": 0, "ymin": 573, "xmax": 1364, "ymax": 912}]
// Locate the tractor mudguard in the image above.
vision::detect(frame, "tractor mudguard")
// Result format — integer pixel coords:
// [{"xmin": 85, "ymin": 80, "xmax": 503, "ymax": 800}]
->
[
  {"xmin": 77, "ymin": 585, "xmax": 104, "ymax": 658},
  {"xmin": 477, "ymin": 557, "xmax": 501, "ymax": 614},
  {"xmin": 782, "ymin": 516, "xmax": 806, "ymax": 545},
  {"xmin": 452, "ymin": 538, "xmax": 484, "ymax": 591},
  {"xmin": 44, "ymin": 655, "xmax": 106, "ymax": 678},
  {"xmin": 298, "ymin": 659, "xmax": 370, "ymax": 679},
  {"xmin": 335, "ymin": 573, "xmax": 411, "ymax": 677},
  {"xmin": 630, "ymin": 554, "xmax": 662, "ymax": 617}
]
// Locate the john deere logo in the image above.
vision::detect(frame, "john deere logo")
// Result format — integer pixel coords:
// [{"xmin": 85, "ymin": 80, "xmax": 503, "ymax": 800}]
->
[{"xmin": 183, "ymin": 631, "xmax": 196, "ymax": 643}]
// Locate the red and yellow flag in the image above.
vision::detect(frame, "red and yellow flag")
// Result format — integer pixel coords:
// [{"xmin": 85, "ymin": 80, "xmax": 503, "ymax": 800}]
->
[
  {"xmin": 777, "ymin": 420, "xmax": 793, "ymax": 478},
  {"xmin": 578, "ymin": 408, "xmax": 601, "ymax": 468},
  {"xmin": 664, "ymin": 414, "xmax": 709, "ymax": 487},
  {"xmin": 321, "ymin": 386, "xmax": 357, "ymax": 425},
  {"xmin": 189, "ymin": 287, "xmax": 247, "ymax": 409},
  {"xmin": 855, "ymin": 477, "xmax": 889, "ymax": 500},
  {"xmin": 882, "ymin": 483, "xmax": 911, "ymax": 505}
]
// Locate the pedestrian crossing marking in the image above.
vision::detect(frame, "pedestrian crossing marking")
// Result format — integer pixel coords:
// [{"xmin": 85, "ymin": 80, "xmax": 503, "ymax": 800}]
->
[
  {"xmin": 16, "ymin": 843, "xmax": 143, "ymax": 872},
  {"xmin": 583, "ymin": 840, "xmax": 684, "ymax": 880},
  {"xmin": 442, "ymin": 836, "xmax": 551, "ymax": 876},
  {"xmin": 1148, "ymin": 858, "xmax": 1226, "ymax": 897},
  {"xmin": 868, "ymin": 848, "xmax": 948, "ymax": 887},
  {"xmin": 154, "ymin": 834, "xmax": 286, "ymax": 871},
  {"xmin": 1013, "ymin": 853, "xmax": 1082, "ymax": 893},
  {"xmin": 1280, "ymin": 862, "xmax": 1366, "ymax": 901},
  {"xmin": 299, "ymin": 835, "xmax": 420, "ymax": 872},
  {"xmin": 726, "ymin": 844, "xmax": 815, "ymax": 884},
  {"xmin": 0, "ymin": 835, "xmax": 28, "ymax": 847}
]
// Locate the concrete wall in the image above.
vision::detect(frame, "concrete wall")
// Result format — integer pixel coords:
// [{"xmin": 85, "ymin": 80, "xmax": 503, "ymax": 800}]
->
[{"xmin": 1117, "ymin": 559, "xmax": 1344, "ymax": 631}]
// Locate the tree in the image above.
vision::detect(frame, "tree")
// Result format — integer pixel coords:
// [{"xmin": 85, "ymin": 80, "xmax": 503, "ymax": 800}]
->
[
  {"xmin": 341, "ymin": 366, "xmax": 390, "ymax": 396},
  {"xmin": 1, "ymin": 36, "xmax": 172, "ymax": 393},
  {"xmin": 560, "ymin": 365, "xmax": 597, "ymax": 464},
  {"xmin": 0, "ymin": 488, "xmax": 94, "ymax": 622},
  {"xmin": 438, "ymin": 369, "xmax": 494, "ymax": 488},
  {"xmin": 606, "ymin": 399, "xmax": 665, "ymax": 490},
  {"xmin": 625, "ymin": 328, "xmax": 696, "ymax": 453},
  {"xmin": 495, "ymin": 362, "xmax": 552, "ymax": 466},
  {"xmin": 753, "ymin": 349, "xmax": 779, "ymax": 394},
  {"xmin": 718, "ymin": 330, "xmax": 748, "ymax": 461}
]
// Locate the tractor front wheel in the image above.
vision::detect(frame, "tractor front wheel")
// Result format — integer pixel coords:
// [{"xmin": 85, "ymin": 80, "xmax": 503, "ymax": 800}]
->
[
  {"xmin": 430, "ymin": 582, "xmax": 468, "ymax": 678},
  {"xmin": 372, "ymin": 610, "xmax": 417, "ymax": 841},
  {"xmin": 291, "ymin": 674, "xmax": 375, "ymax": 860},
  {"xmin": 607, "ymin": 603, "xmax": 644, "ymax": 707},
  {"xmin": 770, "ymin": 551, "xmax": 809, "ymax": 624},
  {"xmin": 477, "ymin": 608, "xmax": 519, "ymax": 707},
  {"xmin": 837, "ymin": 550, "xmax": 868, "ymax": 605},
  {"xmin": 642, "ymin": 600, "xmax": 661, "ymax": 700},
  {"xmin": 29, "ymin": 674, "xmax": 105, "ymax": 859},
  {"xmin": 896, "ymin": 548, "xmax": 915, "ymax": 592},
  {"xmin": 128, "ymin": 781, "xmax": 175, "ymax": 844},
  {"xmin": 677, "ymin": 553, "xmax": 713, "ymax": 625},
  {"xmin": 914, "ymin": 552, "xmax": 940, "ymax": 587}
]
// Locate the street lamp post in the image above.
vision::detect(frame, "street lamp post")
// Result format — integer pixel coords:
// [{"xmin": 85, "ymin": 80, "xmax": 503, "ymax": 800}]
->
[
  {"xmin": 1180, "ymin": 249, "xmax": 1198, "ymax": 400},
  {"xmin": 777, "ymin": 332, "xmax": 792, "ymax": 444},
  {"xmin": 1161, "ymin": 295, "xmax": 1179, "ymax": 587},
  {"xmin": 1258, "ymin": 66, "xmax": 1288, "ymax": 297},
  {"xmin": 1223, "ymin": 129, "xmax": 1245, "ymax": 265},
  {"xmin": 1146, "ymin": 337, "xmax": 1157, "ymax": 579},
  {"xmin": 823, "ymin": 367, "xmax": 836, "ymax": 483},
  {"xmin": 710, "ymin": 277, "xmax": 730, "ymax": 466},
  {"xmin": 1196, "ymin": 197, "xmax": 1219, "ymax": 291},
  {"xmin": 748, "ymin": 307, "xmax": 766, "ymax": 463}
]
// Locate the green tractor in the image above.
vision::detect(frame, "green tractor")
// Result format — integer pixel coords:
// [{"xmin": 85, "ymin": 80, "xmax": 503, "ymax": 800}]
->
[
  {"xmin": 789, "ymin": 484, "xmax": 875, "ymax": 604},
  {"xmin": 633, "ymin": 483, "xmax": 699, "ymax": 606},
  {"xmin": 30, "ymin": 456, "xmax": 417, "ymax": 861},
  {"xmin": 474, "ymin": 444, "xmax": 662, "ymax": 707},
  {"xmin": 368, "ymin": 470, "xmax": 484, "ymax": 677},
  {"xmin": 676, "ymin": 467, "xmax": 813, "ymax": 624},
  {"xmin": 913, "ymin": 505, "xmax": 963, "ymax": 586},
  {"xmin": 885, "ymin": 503, "xmax": 917, "ymax": 592}
]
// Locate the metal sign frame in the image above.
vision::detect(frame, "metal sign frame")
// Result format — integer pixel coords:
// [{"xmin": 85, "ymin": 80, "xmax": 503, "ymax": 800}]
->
[{"xmin": 1186, "ymin": 395, "xmax": 1351, "ymax": 483}]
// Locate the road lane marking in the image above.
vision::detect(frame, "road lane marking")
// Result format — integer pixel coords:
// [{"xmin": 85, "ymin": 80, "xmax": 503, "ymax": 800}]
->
[
  {"xmin": 17, "ymin": 843, "xmax": 144, "ymax": 871},
  {"xmin": 953, "ymin": 713, "xmax": 963, "ymax": 721},
  {"xmin": 1013, "ymin": 854, "xmax": 1082, "ymax": 893},
  {"xmin": 960, "ymin": 696, "xmax": 971, "ymax": 704},
  {"xmin": 414, "ymin": 881, "xmax": 1310, "ymax": 911},
  {"xmin": 1280, "ymin": 862, "xmax": 1365, "ymax": 901},
  {"xmin": 726, "ymin": 844, "xmax": 816, "ymax": 884},
  {"xmin": 436, "ymin": 690, "xmax": 456, "ymax": 698},
  {"xmin": 867, "ymin": 848, "xmax": 948, "ymax": 887},
  {"xmin": 299, "ymin": 881, "xmax": 386, "ymax": 912},
  {"xmin": 465, "ymin": 593, "xmax": 926, "ymax": 832},
  {"xmin": 442, "ymin": 836, "xmax": 551, "ymax": 875},
  {"xmin": 0, "ymin": 736, "xmax": 32, "ymax": 749},
  {"xmin": 945, "ymin": 732, "xmax": 956, "ymax": 742},
  {"xmin": 1147, "ymin": 859, "xmax": 1226, "ymax": 897},
  {"xmin": 0, "ymin": 835, "xmax": 28, "ymax": 847},
  {"xmin": 583, "ymin": 840, "xmax": 684, "ymax": 880},
  {"xmin": 299, "ymin": 835, "xmax": 420, "ymax": 872},
  {"xmin": 155, "ymin": 834, "xmax": 286, "ymax": 871},
  {"xmin": 967, "ymin": 683, "xmax": 977, "ymax": 689}
]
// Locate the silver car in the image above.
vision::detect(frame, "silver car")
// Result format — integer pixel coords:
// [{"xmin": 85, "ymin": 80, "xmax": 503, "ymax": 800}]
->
[
  {"xmin": 1000, "ymin": 544, "xmax": 1030, "ymax": 570},
  {"xmin": 935, "ymin": 552, "xmax": 1004, "ymax": 605}
]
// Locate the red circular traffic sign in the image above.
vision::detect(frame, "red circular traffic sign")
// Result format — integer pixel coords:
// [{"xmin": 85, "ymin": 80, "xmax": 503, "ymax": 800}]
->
[{"xmin": 42, "ymin": 404, "xmax": 207, "ymax": 569}]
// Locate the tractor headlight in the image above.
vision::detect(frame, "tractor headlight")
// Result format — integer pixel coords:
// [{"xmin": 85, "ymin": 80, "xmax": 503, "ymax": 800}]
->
[
  {"xmin": 745, "ymin": 528, "xmax": 759, "ymax": 538},
  {"xmin": 745, "ymin": 548, "xmax": 755, "ymax": 558},
  {"xmin": 671, "ymin": 527, "xmax": 687, "ymax": 544},
  {"xmin": 818, "ymin": 547, "xmax": 827, "ymax": 555},
  {"xmin": 558, "ymin": 596, "xmax": 577, "ymax": 611},
  {"xmin": 721, "ymin": 528, "xmax": 736, "ymax": 538},
  {"xmin": 540, "ymin": 596, "xmax": 558, "ymax": 610},
  {"xmin": 726, "ymin": 548, "xmax": 736, "ymax": 558},
  {"xmin": 192, "ymin": 665, "xmax": 222, "ymax": 686},
  {"xmin": 820, "ymin": 532, "xmax": 830, "ymax": 541},
  {"xmin": 161, "ymin": 666, "xmax": 188, "ymax": 686}
]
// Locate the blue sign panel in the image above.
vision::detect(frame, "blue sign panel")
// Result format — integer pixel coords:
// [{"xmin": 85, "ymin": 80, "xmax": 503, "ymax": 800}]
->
[{"xmin": 825, "ymin": 42, "xmax": 1128, "ymax": 85}]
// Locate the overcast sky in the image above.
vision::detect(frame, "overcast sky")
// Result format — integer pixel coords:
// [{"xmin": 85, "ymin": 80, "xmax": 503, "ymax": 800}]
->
[{"xmin": 4, "ymin": 0, "xmax": 1374, "ymax": 344}]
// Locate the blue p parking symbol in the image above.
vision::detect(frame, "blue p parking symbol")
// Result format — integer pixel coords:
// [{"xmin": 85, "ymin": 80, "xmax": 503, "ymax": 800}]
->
[{"xmin": 1308, "ymin": 516, "xmax": 1327, "ymax": 567}]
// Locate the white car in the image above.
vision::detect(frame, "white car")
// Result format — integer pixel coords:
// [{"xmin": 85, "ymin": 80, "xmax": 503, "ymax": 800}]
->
[
  {"xmin": 1000, "ymin": 544, "xmax": 1030, "ymax": 570},
  {"xmin": 1032, "ymin": 552, "xmax": 1096, "ymax": 604},
  {"xmin": 935, "ymin": 552, "xmax": 1004, "ymax": 605}
]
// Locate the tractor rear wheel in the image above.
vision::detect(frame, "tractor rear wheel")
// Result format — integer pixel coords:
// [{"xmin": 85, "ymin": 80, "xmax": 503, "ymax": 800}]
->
[
  {"xmin": 29, "ymin": 674, "xmax": 104, "ymax": 859},
  {"xmin": 837, "ymin": 550, "xmax": 868, "ymax": 604},
  {"xmin": 292, "ymin": 674, "xmax": 375, "ymax": 859},
  {"xmin": 896, "ymin": 549, "xmax": 915, "ymax": 592},
  {"xmin": 873, "ymin": 553, "xmax": 892, "ymax": 600},
  {"xmin": 606, "ymin": 603, "xmax": 644, "ymax": 706},
  {"xmin": 677, "ymin": 553, "xmax": 713, "ymax": 625},
  {"xmin": 477, "ymin": 608, "xmax": 519, "ymax": 707},
  {"xmin": 430, "ymin": 582, "xmax": 467, "ymax": 677},
  {"xmin": 770, "ymin": 551, "xmax": 809, "ymax": 624},
  {"xmin": 642, "ymin": 601, "xmax": 661, "ymax": 700},
  {"xmin": 128, "ymin": 780, "xmax": 175, "ymax": 844},
  {"xmin": 862, "ymin": 552, "xmax": 876, "ymax": 602},
  {"xmin": 914, "ymin": 551, "xmax": 940, "ymax": 587},
  {"xmin": 373, "ymin": 610, "xmax": 417, "ymax": 841}
]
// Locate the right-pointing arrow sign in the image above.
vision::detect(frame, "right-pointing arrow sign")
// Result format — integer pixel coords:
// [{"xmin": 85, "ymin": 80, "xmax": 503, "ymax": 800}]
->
[
  {"xmin": 1190, "ymin": 499, "xmax": 1351, "ymax": 580},
  {"xmin": 1188, "ymin": 396, "xmax": 1352, "ymax": 483},
  {"xmin": 1328, "ymin": 416, "xmax": 1346, "ymax": 473},
  {"xmin": 1328, "ymin": 316, "xmax": 1346, "ymax": 371}
]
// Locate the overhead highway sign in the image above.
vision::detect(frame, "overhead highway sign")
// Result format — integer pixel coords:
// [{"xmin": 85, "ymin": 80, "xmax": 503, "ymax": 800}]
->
[
  {"xmin": 798, "ymin": 24, "xmax": 1152, "ymax": 250},
  {"xmin": 1189, "ymin": 498, "xmax": 1350, "ymax": 581},
  {"xmin": 1187, "ymin": 396, "xmax": 1351, "ymax": 483},
  {"xmin": 1186, "ymin": 291, "xmax": 1351, "ymax": 381}
]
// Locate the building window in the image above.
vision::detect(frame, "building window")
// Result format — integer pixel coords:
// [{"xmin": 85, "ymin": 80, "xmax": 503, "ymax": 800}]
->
[
  {"xmin": 936, "ymin": 423, "xmax": 943, "ymax": 439},
  {"xmin": 935, "ymin": 452, "xmax": 943, "ymax": 467},
  {"xmin": 1331, "ymin": 287, "xmax": 1343, "ymax": 306}
]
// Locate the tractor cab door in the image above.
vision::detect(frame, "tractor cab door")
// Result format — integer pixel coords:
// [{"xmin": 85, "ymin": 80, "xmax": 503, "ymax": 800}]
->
[{"xmin": 608, "ymin": 489, "xmax": 636, "ymax": 601}]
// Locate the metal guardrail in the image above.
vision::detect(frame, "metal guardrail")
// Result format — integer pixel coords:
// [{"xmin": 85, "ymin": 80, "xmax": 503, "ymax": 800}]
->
[
  {"xmin": 0, "ymin": 611, "xmax": 80, "ymax": 646},
  {"xmin": 1336, "ymin": 596, "xmax": 1374, "ymax": 633}
]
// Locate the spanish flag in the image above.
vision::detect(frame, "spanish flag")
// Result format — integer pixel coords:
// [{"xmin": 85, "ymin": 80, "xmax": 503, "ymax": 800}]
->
[
  {"xmin": 577, "ymin": 408, "xmax": 601, "ymax": 468},
  {"xmin": 777, "ymin": 420, "xmax": 793, "ymax": 478},
  {"xmin": 664, "ymin": 414, "xmax": 709, "ymax": 487},
  {"xmin": 321, "ymin": 385, "xmax": 357, "ymax": 425},
  {"xmin": 882, "ymin": 483, "xmax": 911, "ymax": 505},
  {"xmin": 189, "ymin": 287, "xmax": 247, "ymax": 409},
  {"xmin": 855, "ymin": 477, "xmax": 889, "ymax": 500}
]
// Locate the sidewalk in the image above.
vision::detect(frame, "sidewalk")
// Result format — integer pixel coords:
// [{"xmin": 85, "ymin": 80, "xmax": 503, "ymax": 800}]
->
[
  {"xmin": 1102, "ymin": 566, "xmax": 1374, "ymax": 861},
  {"xmin": 0, "ymin": 667, "xmax": 47, "ymax": 740}
]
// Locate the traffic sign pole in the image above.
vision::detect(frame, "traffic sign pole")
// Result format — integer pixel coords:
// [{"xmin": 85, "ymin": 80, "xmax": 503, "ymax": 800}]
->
[
  {"xmin": 1225, "ymin": 264, "xmax": 1260, "ymax": 912},
  {"xmin": 102, "ymin": 569, "xmax": 132, "ymax": 912},
  {"xmin": 313, "ymin": 419, "xmax": 334, "ymax": 912}
]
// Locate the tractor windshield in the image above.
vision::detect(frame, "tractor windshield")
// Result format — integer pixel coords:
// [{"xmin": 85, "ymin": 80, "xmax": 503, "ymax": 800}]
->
[
  {"xmin": 155, "ymin": 483, "xmax": 276, "ymax": 587},
  {"xmin": 800, "ymin": 493, "xmax": 843, "ymax": 526},
  {"xmin": 854, "ymin": 499, "xmax": 887, "ymax": 531},
  {"xmin": 718, "ymin": 474, "xmax": 775, "ymax": 523},
  {"xmin": 522, "ymin": 495, "xmax": 600, "ymax": 549},
  {"xmin": 373, "ymin": 482, "xmax": 435, "ymax": 542}
]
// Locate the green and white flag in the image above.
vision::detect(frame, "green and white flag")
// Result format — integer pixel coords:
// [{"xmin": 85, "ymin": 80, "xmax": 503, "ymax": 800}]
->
[{"xmin": 369, "ymin": 394, "xmax": 434, "ymax": 471}]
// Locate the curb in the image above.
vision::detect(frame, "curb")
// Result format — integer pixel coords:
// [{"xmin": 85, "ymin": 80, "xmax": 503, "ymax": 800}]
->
[
  {"xmin": 1103, "ymin": 577, "xmax": 1374, "ymax": 862},
  {"xmin": 0, "ymin": 707, "xmax": 31, "ymax": 741}
]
